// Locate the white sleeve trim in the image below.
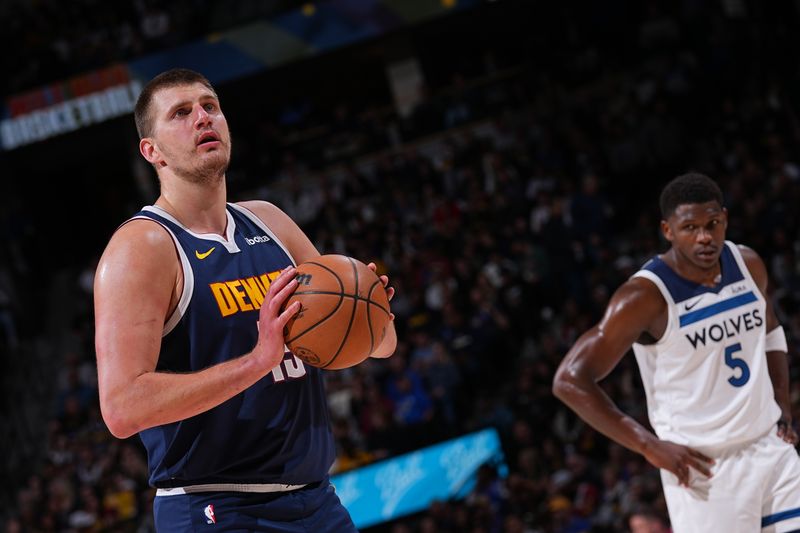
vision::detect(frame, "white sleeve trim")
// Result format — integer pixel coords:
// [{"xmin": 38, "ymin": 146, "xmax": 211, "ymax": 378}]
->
[
  {"xmin": 129, "ymin": 215, "xmax": 194, "ymax": 337},
  {"xmin": 631, "ymin": 270, "xmax": 675, "ymax": 345}
]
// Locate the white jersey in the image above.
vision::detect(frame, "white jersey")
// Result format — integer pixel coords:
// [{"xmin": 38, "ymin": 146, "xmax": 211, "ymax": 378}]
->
[{"xmin": 631, "ymin": 241, "xmax": 780, "ymax": 450}]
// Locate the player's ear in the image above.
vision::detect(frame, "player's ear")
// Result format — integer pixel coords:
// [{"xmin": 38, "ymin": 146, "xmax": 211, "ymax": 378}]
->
[
  {"xmin": 660, "ymin": 219, "xmax": 673, "ymax": 242},
  {"xmin": 140, "ymin": 137, "xmax": 164, "ymax": 167}
]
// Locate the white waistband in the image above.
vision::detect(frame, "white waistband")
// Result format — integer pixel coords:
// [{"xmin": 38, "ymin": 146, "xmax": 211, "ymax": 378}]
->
[{"xmin": 155, "ymin": 482, "xmax": 308, "ymax": 497}]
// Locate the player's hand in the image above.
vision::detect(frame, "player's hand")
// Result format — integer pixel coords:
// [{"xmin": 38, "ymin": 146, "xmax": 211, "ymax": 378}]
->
[
  {"xmin": 777, "ymin": 416, "xmax": 799, "ymax": 445},
  {"xmin": 643, "ymin": 438, "xmax": 715, "ymax": 487},
  {"xmin": 367, "ymin": 262, "xmax": 395, "ymax": 320},
  {"xmin": 254, "ymin": 266, "xmax": 301, "ymax": 371}
]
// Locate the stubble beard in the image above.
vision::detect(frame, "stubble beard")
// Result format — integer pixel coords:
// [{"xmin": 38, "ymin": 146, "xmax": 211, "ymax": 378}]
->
[{"xmin": 172, "ymin": 146, "xmax": 231, "ymax": 186}]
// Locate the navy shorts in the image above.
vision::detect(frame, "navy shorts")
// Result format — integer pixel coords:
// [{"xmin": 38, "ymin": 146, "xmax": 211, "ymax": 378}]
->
[{"xmin": 153, "ymin": 480, "xmax": 357, "ymax": 532}]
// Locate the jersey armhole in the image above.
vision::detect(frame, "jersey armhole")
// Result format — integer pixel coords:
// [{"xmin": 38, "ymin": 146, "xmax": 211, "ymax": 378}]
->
[
  {"xmin": 631, "ymin": 270, "xmax": 675, "ymax": 346},
  {"xmin": 125, "ymin": 216, "xmax": 194, "ymax": 337},
  {"xmin": 726, "ymin": 241, "xmax": 763, "ymax": 300},
  {"xmin": 229, "ymin": 203, "xmax": 297, "ymax": 266}
]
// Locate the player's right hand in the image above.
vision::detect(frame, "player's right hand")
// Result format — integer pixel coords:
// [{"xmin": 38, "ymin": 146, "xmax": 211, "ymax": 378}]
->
[
  {"xmin": 643, "ymin": 439, "xmax": 715, "ymax": 487},
  {"xmin": 254, "ymin": 266, "xmax": 301, "ymax": 371}
]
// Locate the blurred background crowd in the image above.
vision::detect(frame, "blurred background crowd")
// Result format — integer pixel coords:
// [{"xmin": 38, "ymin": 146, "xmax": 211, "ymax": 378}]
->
[{"xmin": 2, "ymin": 0, "xmax": 800, "ymax": 532}]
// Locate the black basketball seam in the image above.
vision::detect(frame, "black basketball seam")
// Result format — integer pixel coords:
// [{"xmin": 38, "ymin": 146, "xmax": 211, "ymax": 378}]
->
[
  {"xmin": 323, "ymin": 257, "xmax": 359, "ymax": 369},
  {"xmin": 289, "ymin": 290, "xmax": 390, "ymax": 316},
  {"xmin": 285, "ymin": 262, "xmax": 346, "ymax": 344}
]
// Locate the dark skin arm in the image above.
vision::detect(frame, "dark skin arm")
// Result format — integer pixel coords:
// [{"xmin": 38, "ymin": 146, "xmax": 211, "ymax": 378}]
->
[
  {"xmin": 552, "ymin": 277, "xmax": 715, "ymax": 486},
  {"xmin": 739, "ymin": 245, "xmax": 798, "ymax": 445}
]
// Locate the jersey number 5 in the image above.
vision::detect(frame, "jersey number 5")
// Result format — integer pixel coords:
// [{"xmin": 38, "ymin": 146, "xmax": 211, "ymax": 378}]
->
[{"xmin": 724, "ymin": 343, "xmax": 750, "ymax": 387}]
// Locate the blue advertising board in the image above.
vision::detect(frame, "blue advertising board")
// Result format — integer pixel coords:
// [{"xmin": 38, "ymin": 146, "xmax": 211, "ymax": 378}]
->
[{"xmin": 330, "ymin": 427, "xmax": 506, "ymax": 529}]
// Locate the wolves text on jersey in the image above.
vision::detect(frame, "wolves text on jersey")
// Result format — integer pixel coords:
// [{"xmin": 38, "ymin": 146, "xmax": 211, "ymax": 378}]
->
[{"xmin": 684, "ymin": 308, "xmax": 763, "ymax": 348}]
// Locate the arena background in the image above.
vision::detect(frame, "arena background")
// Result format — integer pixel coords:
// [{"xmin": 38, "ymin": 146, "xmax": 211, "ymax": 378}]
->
[{"xmin": 1, "ymin": 0, "xmax": 799, "ymax": 531}]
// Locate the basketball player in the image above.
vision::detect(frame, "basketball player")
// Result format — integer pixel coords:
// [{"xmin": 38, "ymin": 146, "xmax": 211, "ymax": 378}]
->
[
  {"xmin": 94, "ymin": 69, "xmax": 397, "ymax": 532},
  {"xmin": 553, "ymin": 173, "xmax": 800, "ymax": 532}
]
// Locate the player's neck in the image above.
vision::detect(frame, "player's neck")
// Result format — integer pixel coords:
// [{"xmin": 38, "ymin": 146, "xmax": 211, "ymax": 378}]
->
[{"xmin": 156, "ymin": 176, "xmax": 228, "ymax": 236}]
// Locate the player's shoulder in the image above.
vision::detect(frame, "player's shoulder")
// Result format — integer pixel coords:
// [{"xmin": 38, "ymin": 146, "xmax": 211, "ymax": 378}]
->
[
  {"xmin": 94, "ymin": 216, "xmax": 182, "ymax": 303},
  {"xmin": 593, "ymin": 276, "xmax": 667, "ymax": 335},
  {"xmin": 235, "ymin": 200, "xmax": 285, "ymax": 222},
  {"xmin": 735, "ymin": 243, "xmax": 761, "ymax": 263},
  {"xmin": 734, "ymin": 243, "xmax": 768, "ymax": 287},
  {"xmin": 605, "ymin": 275, "xmax": 666, "ymax": 317},
  {"xmin": 110, "ymin": 216, "xmax": 175, "ymax": 248},
  {"xmin": 99, "ymin": 217, "xmax": 178, "ymax": 270},
  {"xmin": 616, "ymin": 275, "xmax": 665, "ymax": 302}
]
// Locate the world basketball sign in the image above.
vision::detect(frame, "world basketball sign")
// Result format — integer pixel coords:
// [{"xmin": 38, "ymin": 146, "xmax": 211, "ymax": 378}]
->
[
  {"xmin": 0, "ymin": 65, "xmax": 142, "ymax": 150},
  {"xmin": 330, "ymin": 428, "xmax": 507, "ymax": 529}
]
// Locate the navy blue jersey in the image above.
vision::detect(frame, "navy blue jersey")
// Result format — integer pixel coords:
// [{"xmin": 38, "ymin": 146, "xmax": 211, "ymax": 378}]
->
[{"xmin": 129, "ymin": 203, "xmax": 334, "ymax": 488}]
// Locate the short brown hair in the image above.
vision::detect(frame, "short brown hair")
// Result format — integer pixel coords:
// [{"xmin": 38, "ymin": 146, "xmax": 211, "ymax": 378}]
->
[{"xmin": 134, "ymin": 68, "xmax": 216, "ymax": 138}]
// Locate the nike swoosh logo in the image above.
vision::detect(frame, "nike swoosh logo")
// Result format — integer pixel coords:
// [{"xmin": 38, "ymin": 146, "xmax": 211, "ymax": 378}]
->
[
  {"xmin": 684, "ymin": 298, "xmax": 702, "ymax": 311},
  {"xmin": 195, "ymin": 247, "xmax": 216, "ymax": 260}
]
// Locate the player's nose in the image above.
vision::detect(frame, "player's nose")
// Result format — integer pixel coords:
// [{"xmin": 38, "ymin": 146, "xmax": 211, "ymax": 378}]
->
[{"xmin": 194, "ymin": 104, "xmax": 211, "ymax": 128}]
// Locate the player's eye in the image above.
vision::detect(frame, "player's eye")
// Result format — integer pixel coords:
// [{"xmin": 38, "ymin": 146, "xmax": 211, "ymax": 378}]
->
[
  {"xmin": 204, "ymin": 103, "xmax": 215, "ymax": 112},
  {"xmin": 174, "ymin": 108, "xmax": 189, "ymax": 117}
]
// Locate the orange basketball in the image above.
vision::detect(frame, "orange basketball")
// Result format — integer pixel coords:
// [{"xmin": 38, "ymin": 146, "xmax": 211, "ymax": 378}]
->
[{"xmin": 282, "ymin": 255, "xmax": 391, "ymax": 369}]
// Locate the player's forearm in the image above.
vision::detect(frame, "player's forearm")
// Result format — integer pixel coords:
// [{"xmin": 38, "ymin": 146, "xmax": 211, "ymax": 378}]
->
[
  {"xmin": 766, "ymin": 350, "xmax": 792, "ymax": 418},
  {"xmin": 553, "ymin": 372, "xmax": 657, "ymax": 456},
  {"xmin": 100, "ymin": 352, "xmax": 267, "ymax": 439}
]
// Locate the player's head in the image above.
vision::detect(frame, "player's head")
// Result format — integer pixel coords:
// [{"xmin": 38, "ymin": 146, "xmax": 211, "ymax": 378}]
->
[
  {"xmin": 659, "ymin": 172, "xmax": 723, "ymax": 219},
  {"xmin": 659, "ymin": 173, "xmax": 727, "ymax": 270},
  {"xmin": 134, "ymin": 68, "xmax": 231, "ymax": 184},
  {"xmin": 134, "ymin": 69, "xmax": 217, "ymax": 139}
]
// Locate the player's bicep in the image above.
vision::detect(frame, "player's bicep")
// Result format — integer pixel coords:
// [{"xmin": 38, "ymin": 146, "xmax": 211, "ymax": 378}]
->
[
  {"xmin": 94, "ymin": 223, "xmax": 177, "ymax": 399},
  {"xmin": 560, "ymin": 279, "xmax": 664, "ymax": 382}
]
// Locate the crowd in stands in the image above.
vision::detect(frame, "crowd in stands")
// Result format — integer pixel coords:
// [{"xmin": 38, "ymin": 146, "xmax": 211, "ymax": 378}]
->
[
  {"xmin": 0, "ymin": 0, "xmax": 304, "ymax": 96},
  {"xmin": 4, "ymin": 1, "xmax": 800, "ymax": 532}
]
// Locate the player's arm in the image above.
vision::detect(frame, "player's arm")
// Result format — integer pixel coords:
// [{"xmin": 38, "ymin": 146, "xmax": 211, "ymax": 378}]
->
[
  {"xmin": 553, "ymin": 277, "xmax": 714, "ymax": 484},
  {"xmin": 239, "ymin": 200, "xmax": 397, "ymax": 358},
  {"xmin": 740, "ymin": 245, "xmax": 798, "ymax": 444},
  {"xmin": 94, "ymin": 220, "xmax": 300, "ymax": 439}
]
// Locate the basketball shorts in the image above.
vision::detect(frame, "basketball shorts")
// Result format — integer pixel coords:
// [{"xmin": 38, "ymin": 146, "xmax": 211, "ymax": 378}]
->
[
  {"xmin": 661, "ymin": 429, "xmax": 800, "ymax": 533},
  {"xmin": 153, "ymin": 478, "xmax": 357, "ymax": 532}
]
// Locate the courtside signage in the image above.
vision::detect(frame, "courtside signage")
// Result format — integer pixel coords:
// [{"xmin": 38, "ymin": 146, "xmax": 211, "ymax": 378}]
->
[{"xmin": 330, "ymin": 427, "xmax": 506, "ymax": 529}]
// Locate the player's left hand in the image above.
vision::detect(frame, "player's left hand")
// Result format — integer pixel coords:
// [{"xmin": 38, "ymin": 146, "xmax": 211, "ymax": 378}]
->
[
  {"xmin": 777, "ymin": 416, "xmax": 799, "ymax": 446},
  {"xmin": 367, "ymin": 262, "xmax": 395, "ymax": 320},
  {"xmin": 366, "ymin": 261, "xmax": 397, "ymax": 360}
]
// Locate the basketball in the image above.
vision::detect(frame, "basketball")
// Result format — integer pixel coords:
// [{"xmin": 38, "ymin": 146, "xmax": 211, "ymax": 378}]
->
[{"xmin": 282, "ymin": 255, "xmax": 391, "ymax": 369}]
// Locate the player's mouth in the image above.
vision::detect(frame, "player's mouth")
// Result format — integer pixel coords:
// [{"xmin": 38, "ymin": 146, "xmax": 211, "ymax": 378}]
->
[
  {"xmin": 196, "ymin": 131, "xmax": 221, "ymax": 149},
  {"xmin": 696, "ymin": 247, "xmax": 718, "ymax": 261}
]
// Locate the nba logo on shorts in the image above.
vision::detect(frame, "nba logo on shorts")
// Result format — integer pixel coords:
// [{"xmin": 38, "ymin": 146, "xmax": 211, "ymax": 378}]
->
[{"xmin": 204, "ymin": 504, "xmax": 216, "ymax": 524}]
